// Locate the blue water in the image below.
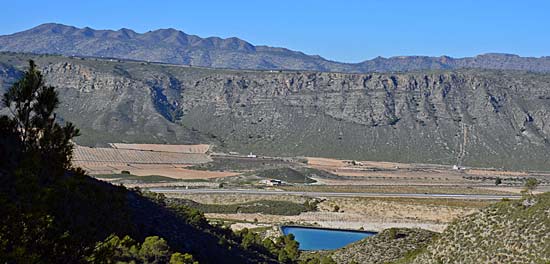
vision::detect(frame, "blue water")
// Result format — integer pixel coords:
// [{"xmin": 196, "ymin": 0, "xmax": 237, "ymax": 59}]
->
[{"xmin": 281, "ymin": 226, "xmax": 376, "ymax": 250}]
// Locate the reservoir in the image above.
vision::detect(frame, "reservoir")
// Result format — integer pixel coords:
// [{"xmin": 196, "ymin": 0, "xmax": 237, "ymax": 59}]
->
[{"xmin": 281, "ymin": 226, "xmax": 376, "ymax": 250}]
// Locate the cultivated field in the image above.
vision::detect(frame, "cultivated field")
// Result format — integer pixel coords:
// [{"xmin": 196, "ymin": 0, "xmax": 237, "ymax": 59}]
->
[
  {"xmin": 306, "ymin": 157, "xmax": 550, "ymax": 188},
  {"xmin": 73, "ymin": 144, "xmax": 229, "ymax": 179}
]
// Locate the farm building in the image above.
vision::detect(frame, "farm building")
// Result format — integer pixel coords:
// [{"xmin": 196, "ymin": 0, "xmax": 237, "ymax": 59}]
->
[{"xmin": 259, "ymin": 179, "xmax": 283, "ymax": 186}]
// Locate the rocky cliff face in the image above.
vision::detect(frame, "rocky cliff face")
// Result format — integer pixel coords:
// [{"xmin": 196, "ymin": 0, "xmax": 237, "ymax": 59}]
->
[
  {"xmin": 2, "ymin": 23, "xmax": 550, "ymax": 73},
  {"xmin": 1, "ymin": 53, "xmax": 549, "ymax": 170}
]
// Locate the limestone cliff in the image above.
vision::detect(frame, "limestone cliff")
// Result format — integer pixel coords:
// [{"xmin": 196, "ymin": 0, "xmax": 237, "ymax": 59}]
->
[{"xmin": 1, "ymin": 53, "xmax": 549, "ymax": 170}]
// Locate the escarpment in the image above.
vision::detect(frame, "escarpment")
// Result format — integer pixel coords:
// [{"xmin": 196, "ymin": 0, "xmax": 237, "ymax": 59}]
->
[{"xmin": 1, "ymin": 53, "xmax": 549, "ymax": 170}]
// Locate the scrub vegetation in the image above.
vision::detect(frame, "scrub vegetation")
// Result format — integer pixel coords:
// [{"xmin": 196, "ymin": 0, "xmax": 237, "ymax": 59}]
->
[{"xmin": 169, "ymin": 199, "xmax": 319, "ymax": 216}]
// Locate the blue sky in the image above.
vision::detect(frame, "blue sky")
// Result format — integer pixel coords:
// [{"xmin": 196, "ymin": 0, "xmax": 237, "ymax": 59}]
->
[{"xmin": 1, "ymin": 0, "xmax": 548, "ymax": 62}]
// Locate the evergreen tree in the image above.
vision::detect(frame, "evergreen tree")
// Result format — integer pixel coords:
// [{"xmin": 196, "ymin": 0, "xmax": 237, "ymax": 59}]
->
[
  {"xmin": 169, "ymin": 252, "xmax": 198, "ymax": 264},
  {"xmin": 139, "ymin": 236, "xmax": 171, "ymax": 264},
  {"xmin": 2, "ymin": 60, "xmax": 79, "ymax": 174}
]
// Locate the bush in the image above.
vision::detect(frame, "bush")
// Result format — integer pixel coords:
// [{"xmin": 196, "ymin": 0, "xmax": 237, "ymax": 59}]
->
[
  {"xmin": 170, "ymin": 252, "xmax": 198, "ymax": 264},
  {"xmin": 86, "ymin": 234, "xmax": 196, "ymax": 264}
]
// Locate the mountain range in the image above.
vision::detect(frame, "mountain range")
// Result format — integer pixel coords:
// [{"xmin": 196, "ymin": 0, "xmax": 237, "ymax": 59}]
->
[
  {"xmin": 1, "ymin": 53, "xmax": 549, "ymax": 170},
  {"xmin": 2, "ymin": 23, "xmax": 550, "ymax": 73}
]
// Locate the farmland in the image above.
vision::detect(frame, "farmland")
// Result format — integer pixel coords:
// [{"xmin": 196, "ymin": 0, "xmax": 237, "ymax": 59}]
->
[{"xmin": 74, "ymin": 143, "xmax": 549, "ymax": 238}]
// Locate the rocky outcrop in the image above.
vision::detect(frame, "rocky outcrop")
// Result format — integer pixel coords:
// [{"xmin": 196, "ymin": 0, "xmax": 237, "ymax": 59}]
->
[{"xmin": 1, "ymin": 53, "xmax": 549, "ymax": 170}]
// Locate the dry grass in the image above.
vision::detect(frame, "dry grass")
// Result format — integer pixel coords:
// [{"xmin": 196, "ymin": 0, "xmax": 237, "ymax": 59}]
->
[
  {"xmin": 317, "ymin": 197, "xmax": 484, "ymax": 223},
  {"xmin": 172, "ymin": 193, "xmax": 492, "ymax": 233}
]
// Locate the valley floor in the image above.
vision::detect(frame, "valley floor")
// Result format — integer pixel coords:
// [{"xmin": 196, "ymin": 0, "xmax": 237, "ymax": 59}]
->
[{"xmin": 82, "ymin": 143, "xmax": 549, "ymax": 240}]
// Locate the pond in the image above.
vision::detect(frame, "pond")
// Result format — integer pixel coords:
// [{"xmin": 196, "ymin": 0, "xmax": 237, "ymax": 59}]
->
[{"xmin": 281, "ymin": 226, "xmax": 376, "ymax": 250}]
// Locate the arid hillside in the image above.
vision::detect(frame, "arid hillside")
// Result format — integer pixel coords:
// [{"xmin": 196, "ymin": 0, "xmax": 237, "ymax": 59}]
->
[{"xmin": 1, "ymin": 53, "xmax": 550, "ymax": 170}]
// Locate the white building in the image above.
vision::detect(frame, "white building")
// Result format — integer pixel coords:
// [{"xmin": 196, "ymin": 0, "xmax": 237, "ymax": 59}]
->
[{"xmin": 260, "ymin": 179, "xmax": 283, "ymax": 186}]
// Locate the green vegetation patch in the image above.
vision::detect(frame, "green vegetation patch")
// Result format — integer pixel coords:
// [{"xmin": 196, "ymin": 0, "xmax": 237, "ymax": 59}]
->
[
  {"xmin": 170, "ymin": 199, "xmax": 315, "ymax": 215},
  {"xmin": 256, "ymin": 168, "xmax": 317, "ymax": 184},
  {"xmin": 189, "ymin": 156, "xmax": 297, "ymax": 171}
]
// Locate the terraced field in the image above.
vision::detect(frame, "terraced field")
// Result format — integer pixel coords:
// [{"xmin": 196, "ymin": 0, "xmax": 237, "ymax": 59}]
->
[{"xmin": 73, "ymin": 144, "xmax": 217, "ymax": 178}]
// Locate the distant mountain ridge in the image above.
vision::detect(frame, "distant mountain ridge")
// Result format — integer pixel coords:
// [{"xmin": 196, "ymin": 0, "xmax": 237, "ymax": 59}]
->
[{"xmin": 1, "ymin": 23, "xmax": 550, "ymax": 72}]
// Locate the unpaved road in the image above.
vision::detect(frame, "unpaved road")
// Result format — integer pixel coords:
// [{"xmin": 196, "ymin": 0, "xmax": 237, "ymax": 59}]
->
[{"xmin": 148, "ymin": 188, "xmax": 520, "ymax": 200}]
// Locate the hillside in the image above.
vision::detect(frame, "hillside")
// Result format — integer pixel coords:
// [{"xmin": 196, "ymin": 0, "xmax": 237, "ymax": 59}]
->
[
  {"xmin": 313, "ymin": 193, "xmax": 550, "ymax": 264},
  {"xmin": 0, "ymin": 61, "xmax": 284, "ymax": 263},
  {"xmin": 327, "ymin": 228, "xmax": 436, "ymax": 264},
  {"xmin": 0, "ymin": 53, "xmax": 549, "ymax": 170},
  {"xmin": 404, "ymin": 193, "xmax": 550, "ymax": 263},
  {"xmin": 2, "ymin": 24, "xmax": 550, "ymax": 73}
]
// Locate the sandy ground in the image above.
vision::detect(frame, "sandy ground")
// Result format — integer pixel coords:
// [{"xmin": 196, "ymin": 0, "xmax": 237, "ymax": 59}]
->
[
  {"xmin": 307, "ymin": 157, "xmax": 349, "ymax": 167},
  {"xmin": 230, "ymin": 222, "xmax": 272, "ymax": 231},
  {"xmin": 207, "ymin": 212, "xmax": 448, "ymax": 233}
]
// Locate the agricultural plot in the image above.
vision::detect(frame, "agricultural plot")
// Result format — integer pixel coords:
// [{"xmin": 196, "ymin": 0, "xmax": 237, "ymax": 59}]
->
[{"xmin": 73, "ymin": 144, "xmax": 226, "ymax": 180}]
